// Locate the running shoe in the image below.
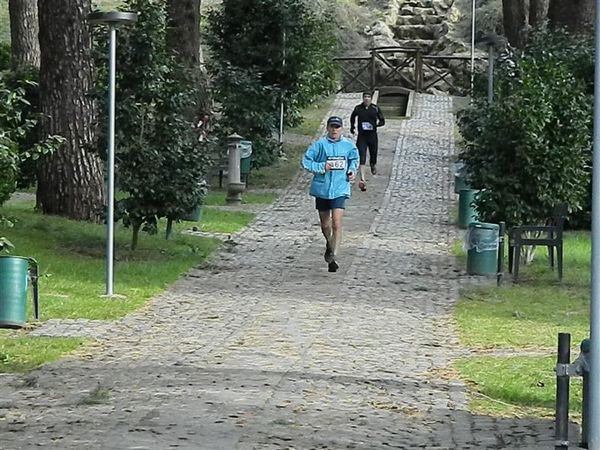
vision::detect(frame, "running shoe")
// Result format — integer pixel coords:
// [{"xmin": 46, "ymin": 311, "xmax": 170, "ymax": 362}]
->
[
  {"xmin": 358, "ymin": 180, "xmax": 367, "ymax": 192},
  {"xmin": 328, "ymin": 260, "xmax": 339, "ymax": 272},
  {"xmin": 324, "ymin": 244, "xmax": 334, "ymax": 263},
  {"xmin": 370, "ymin": 164, "xmax": 377, "ymax": 175}
]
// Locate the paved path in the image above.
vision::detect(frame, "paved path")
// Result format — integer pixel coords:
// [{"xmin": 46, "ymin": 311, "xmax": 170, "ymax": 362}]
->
[{"xmin": 0, "ymin": 94, "xmax": 575, "ymax": 449}]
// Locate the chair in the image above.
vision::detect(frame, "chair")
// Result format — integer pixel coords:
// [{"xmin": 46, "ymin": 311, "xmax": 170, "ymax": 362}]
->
[{"xmin": 508, "ymin": 203, "xmax": 568, "ymax": 283}]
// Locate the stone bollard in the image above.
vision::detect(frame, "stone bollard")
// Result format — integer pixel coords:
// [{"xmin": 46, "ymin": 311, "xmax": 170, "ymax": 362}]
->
[{"xmin": 226, "ymin": 133, "xmax": 245, "ymax": 205}]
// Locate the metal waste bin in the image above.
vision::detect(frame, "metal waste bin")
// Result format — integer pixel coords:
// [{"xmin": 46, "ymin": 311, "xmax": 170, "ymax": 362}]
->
[
  {"xmin": 0, "ymin": 256, "xmax": 39, "ymax": 328},
  {"xmin": 453, "ymin": 161, "xmax": 470, "ymax": 193},
  {"xmin": 239, "ymin": 140, "xmax": 253, "ymax": 183},
  {"xmin": 458, "ymin": 189, "xmax": 479, "ymax": 229},
  {"xmin": 466, "ymin": 222, "xmax": 500, "ymax": 275}
]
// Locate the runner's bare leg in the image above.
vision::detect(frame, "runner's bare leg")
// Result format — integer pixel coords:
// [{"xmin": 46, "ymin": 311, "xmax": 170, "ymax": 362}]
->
[
  {"xmin": 319, "ymin": 210, "xmax": 333, "ymax": 248},
  {"xmin": 331, "ymin": 208, "xmax": 344, "ymax": 257}
]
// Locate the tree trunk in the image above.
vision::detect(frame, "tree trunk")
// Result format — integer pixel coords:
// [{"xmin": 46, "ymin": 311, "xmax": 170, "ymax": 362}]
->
[
  {"xmin": 37, "ymin": 0, "xmax": 105, "ymax": 222},
  {"xmin": 166, "ymin": 0, "xmax": 211, "ymax": 117},
  {"xmin": 9, "ymin": 0, "xmax": 40, "ymax": 69},
  {"xmin": 548, "ymin": 0, "xmax": 595, "ymax": 34},
  {"xmin": 131, "ymin": 221, "xmax": 141, "ymax": 250},
  {"xmin": 503, "ymin": 0, "xmax": 530, "ymax": 48},
  {"xmin": 529, "ymin": 0, "xmax": 549, "ymax": 28},
  {"xmin": 166, "ymin": 0, "xmax": 201, "ymax": 66}
]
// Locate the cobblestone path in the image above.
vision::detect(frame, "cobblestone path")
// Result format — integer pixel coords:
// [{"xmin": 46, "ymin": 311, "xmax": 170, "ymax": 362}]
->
[{"xmin": 0, "ymin": 94, "xmax": 572, "ymax": 449}]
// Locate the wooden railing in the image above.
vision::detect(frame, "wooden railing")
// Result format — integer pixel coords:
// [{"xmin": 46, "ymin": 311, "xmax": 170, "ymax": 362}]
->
[{"xmin": 334, "ymin": 46, "xmax": 486, "ymax": 95}]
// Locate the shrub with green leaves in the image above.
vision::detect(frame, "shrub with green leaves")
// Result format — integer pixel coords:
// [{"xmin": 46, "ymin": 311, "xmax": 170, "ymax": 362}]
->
[
  {"xmin": 0, "ymin": 42, "xmax": 10, "ymax": 72},
  {"xmin": 93, "ymin": 0, "xmax": 212, "ymax": 248},
  {"xmin": 458, "ymin": 30, "xmax": 593, "ymax": 228},
  {"xmin": 206, "ymin": 0, "xmax": 337, "ymax": 167},
  {"xmin": 0, "ymin": 72, "xmax": 62, "ymax": 208}
]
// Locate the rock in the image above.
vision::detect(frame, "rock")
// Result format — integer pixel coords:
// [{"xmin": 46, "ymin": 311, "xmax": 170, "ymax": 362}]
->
[{"xmin": 371, "ymin": 21, "xmax": 395, "ymax": 39}]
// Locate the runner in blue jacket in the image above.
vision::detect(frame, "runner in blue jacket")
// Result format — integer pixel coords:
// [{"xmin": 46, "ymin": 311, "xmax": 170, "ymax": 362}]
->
[{"xmin": 302, "ymin": 116, "xmax": 359, "ymax": 272}]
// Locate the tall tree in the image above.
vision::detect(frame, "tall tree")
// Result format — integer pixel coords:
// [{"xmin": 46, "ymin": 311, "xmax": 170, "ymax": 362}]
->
[
  {"xmin": 9, "ymin": 0, "xmax": 40, "ymax": 69},
  {"xmin": 548, "ymin": 0, "xmax": 595, "ymax": 34},
  {"xmin": 165, "ymin": 0, "xmax": 211, "ymax": 117},
  {"xmin": 529, "ymin": 0, "xmax": 549, "ymax": 28},
  {"xmin": 502, "ymin": 0, "xmax": 529, "ymax": 48},
  {"xmin": 37, "ymin": 0, "xmax": 105, "ymax": 221},
  {"xmin": 166, "ymin": 0, "xmax": 201, "ymax": 66}
]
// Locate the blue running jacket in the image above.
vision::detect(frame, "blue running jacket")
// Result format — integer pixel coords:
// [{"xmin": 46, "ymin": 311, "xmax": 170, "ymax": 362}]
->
[{"xmin": 302, "ymin": 136, "xmax": 360, "ymax": 199}]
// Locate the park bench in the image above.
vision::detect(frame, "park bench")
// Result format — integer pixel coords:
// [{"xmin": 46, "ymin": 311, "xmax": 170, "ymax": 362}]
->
[{"xmin": 507, "ymin": 202, "xmax": 568, "ymax": 283}]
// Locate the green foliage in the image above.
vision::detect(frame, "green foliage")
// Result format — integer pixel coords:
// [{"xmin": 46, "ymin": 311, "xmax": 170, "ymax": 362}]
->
[
  {"xmin": 458, "ymin": 30, "xmax": 593, "ymax": 228},
  {"xmin": 454, "ymin": 0, "xmax": 503, "ymax": 42},
  {"xmin": 206, "ymin": 0, "xmax": 337, "ymax": 167},
  {"xmin": 0, "ymin": 72, "xmax": 63, "ymax": 208},
  {"xmin": 93, "ymin": 0, "xmax": 211, "ymax": 248},
  {"xmin": 0, "ymin": 42, "xmax": 10, "ymax": 71},
  {"xmin": 0, "ymin": 236, "xmax": 13, "ymax": 253}
]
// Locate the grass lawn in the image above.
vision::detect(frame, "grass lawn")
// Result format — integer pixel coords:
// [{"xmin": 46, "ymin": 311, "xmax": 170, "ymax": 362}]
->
[
  {"xmin": 0, "ymin": 199, "xmax": 254, "ymax": 321},
  {"xmin": 198, "ymin": 208, "xmax": 255, "ymax": 234},
  {"xmin": 0, "ymin": 335, "xmax": 85, "ymax": 373},
  {"xmin": 455, "ymin": 231, "xmax": 590, "ymax": 418},
  {"xmin": 456, "ymin": 355, "xmax": 583, "ymax": 418},
  {"xmin": 203, "ymin": 190, "xmax": 279, "ymax": 206},
  {"xmin": 0, "ymin": 199, "xmax": 255, "ymax": 372}
]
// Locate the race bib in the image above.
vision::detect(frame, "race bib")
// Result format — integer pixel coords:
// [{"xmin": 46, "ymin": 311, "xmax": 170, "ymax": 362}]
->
[
  {"xmin": 327, "ymin": 156, "xmax": 347, "ymax": 170},
  {"xmin": 361, "ymin": 122, "xmax": 374, "ymax": 131}
]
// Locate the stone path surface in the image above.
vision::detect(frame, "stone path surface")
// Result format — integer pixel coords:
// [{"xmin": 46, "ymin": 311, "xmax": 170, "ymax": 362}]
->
[{"xmin": 0, "ymin": 94, "xmax": 576, "ymax": 449}]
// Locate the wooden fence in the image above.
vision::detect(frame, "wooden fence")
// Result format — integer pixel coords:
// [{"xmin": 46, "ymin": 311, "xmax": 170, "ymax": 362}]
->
[{"xmin": 334, "ymin": 46, "xmax": 486, "ymax": 95}]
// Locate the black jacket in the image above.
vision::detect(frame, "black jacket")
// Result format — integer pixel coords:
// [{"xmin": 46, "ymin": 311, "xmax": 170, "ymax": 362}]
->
[{"xmin": 350, "ymin": 103, "xmax": 385, "ymax": 134}]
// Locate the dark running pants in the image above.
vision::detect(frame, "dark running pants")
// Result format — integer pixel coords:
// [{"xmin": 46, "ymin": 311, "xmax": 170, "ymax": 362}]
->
[{"xmin": 356, "ymin": 132, "xmax": 378, "ymax": 166}]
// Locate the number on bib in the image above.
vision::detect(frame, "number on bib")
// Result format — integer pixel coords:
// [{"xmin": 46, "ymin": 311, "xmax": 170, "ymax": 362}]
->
[
  {"xmin": 327, "ymin": 156, "xmax": 347, "ymax": 170},
  {"xmin": 361, "ymin": 122, "xmax": 374, "ymax": 131}
]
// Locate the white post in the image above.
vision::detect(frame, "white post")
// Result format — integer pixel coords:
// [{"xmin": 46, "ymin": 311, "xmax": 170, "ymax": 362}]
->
[
  {"xmin": 105, "ymin": 25, "xmax": 117, "ymax": 297},
  {"xmin": 589, "ymin": 0, "xmax": 600, "ymax": 446}
]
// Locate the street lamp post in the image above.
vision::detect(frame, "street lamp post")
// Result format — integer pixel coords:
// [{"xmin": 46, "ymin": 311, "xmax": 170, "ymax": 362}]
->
[
  {"xmin": 475, "ymin": 34, "xmax": 501, "ymax": 105},
  {"xmin": 89, "ymin": 11, "xmax": 137, "ymax": 297},
  {"xmin": 589, "ymin": 0, "xmax": 600, "ymax": 446},
  {"xmin": 470, "ymin": 0, "xmax": 476, "ymax": 96}
]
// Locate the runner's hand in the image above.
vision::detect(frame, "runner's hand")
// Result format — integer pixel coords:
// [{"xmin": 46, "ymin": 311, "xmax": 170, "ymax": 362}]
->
[
  {"xmin": 347, "ymin": 171, "xmax": 355, "ymax": 182},
  {"xmin": 325, "ymin": 162, "xmax": 333, "ymax": 171}
]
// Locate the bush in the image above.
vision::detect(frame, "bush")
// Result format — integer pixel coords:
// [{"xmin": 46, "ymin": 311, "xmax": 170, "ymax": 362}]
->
[
  {"xmin": 206, "ymin": 0, "xmax": 337, "ymax": 167},
  {"xmin": 0, "ymin": 42, "xmax": 10, "ymax": 71},
  {"xmin": 0, "ymin": 71, "xmax": 62, "ymax": 208},
  {"xmin": 458, "ymin": 30, "xmax": 593, "ymax": 228},
  {"xmin": 454, "ymin": 0, "xmax": 503, "ymax": 42},
  {"xmin": 93, "ymin": 0, "xmax": 211, "ymax": 248}
]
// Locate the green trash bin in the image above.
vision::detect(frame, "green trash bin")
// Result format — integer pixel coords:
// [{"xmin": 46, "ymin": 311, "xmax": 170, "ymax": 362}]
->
[
  {"xmin": 453, "ymin": 161, "xmax": 470, "ymax": 194},
  {"xmin": 458, "ymin": 188, "xmax": 479, "ymax": 229},
  {"xmin": 0, "ymin": 256, "xmax": 39, "ymax": 328},
  {"xmin": 239, "ymin": 140, "xmax": 253, "ymax": 183},
  {"xmin": 466, "ymin": 222, "xmax": 500, "ymax": 275}
]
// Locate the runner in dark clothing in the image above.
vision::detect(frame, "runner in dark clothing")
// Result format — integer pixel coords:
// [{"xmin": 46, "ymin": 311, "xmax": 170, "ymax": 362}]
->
[{"xmin": 349, "ymin": 92, "xmax": 385, "ymax": 191}]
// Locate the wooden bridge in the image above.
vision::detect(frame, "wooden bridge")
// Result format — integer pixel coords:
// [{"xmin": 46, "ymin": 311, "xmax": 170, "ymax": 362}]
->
[{"xmin": 334, "ymin": 46, "xmax": 487, "ymax": 95}]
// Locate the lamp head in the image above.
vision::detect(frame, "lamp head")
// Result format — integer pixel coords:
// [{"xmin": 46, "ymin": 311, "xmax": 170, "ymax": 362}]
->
[{"xmin": 89, "ymin": 11, "xmax": 138, "ymax": 27}]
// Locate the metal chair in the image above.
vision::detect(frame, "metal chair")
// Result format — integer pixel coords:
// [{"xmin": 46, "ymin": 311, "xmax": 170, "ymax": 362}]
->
[{"xmin": 508, "ymin": 203, "xmax": 568, "ymax": 283}]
